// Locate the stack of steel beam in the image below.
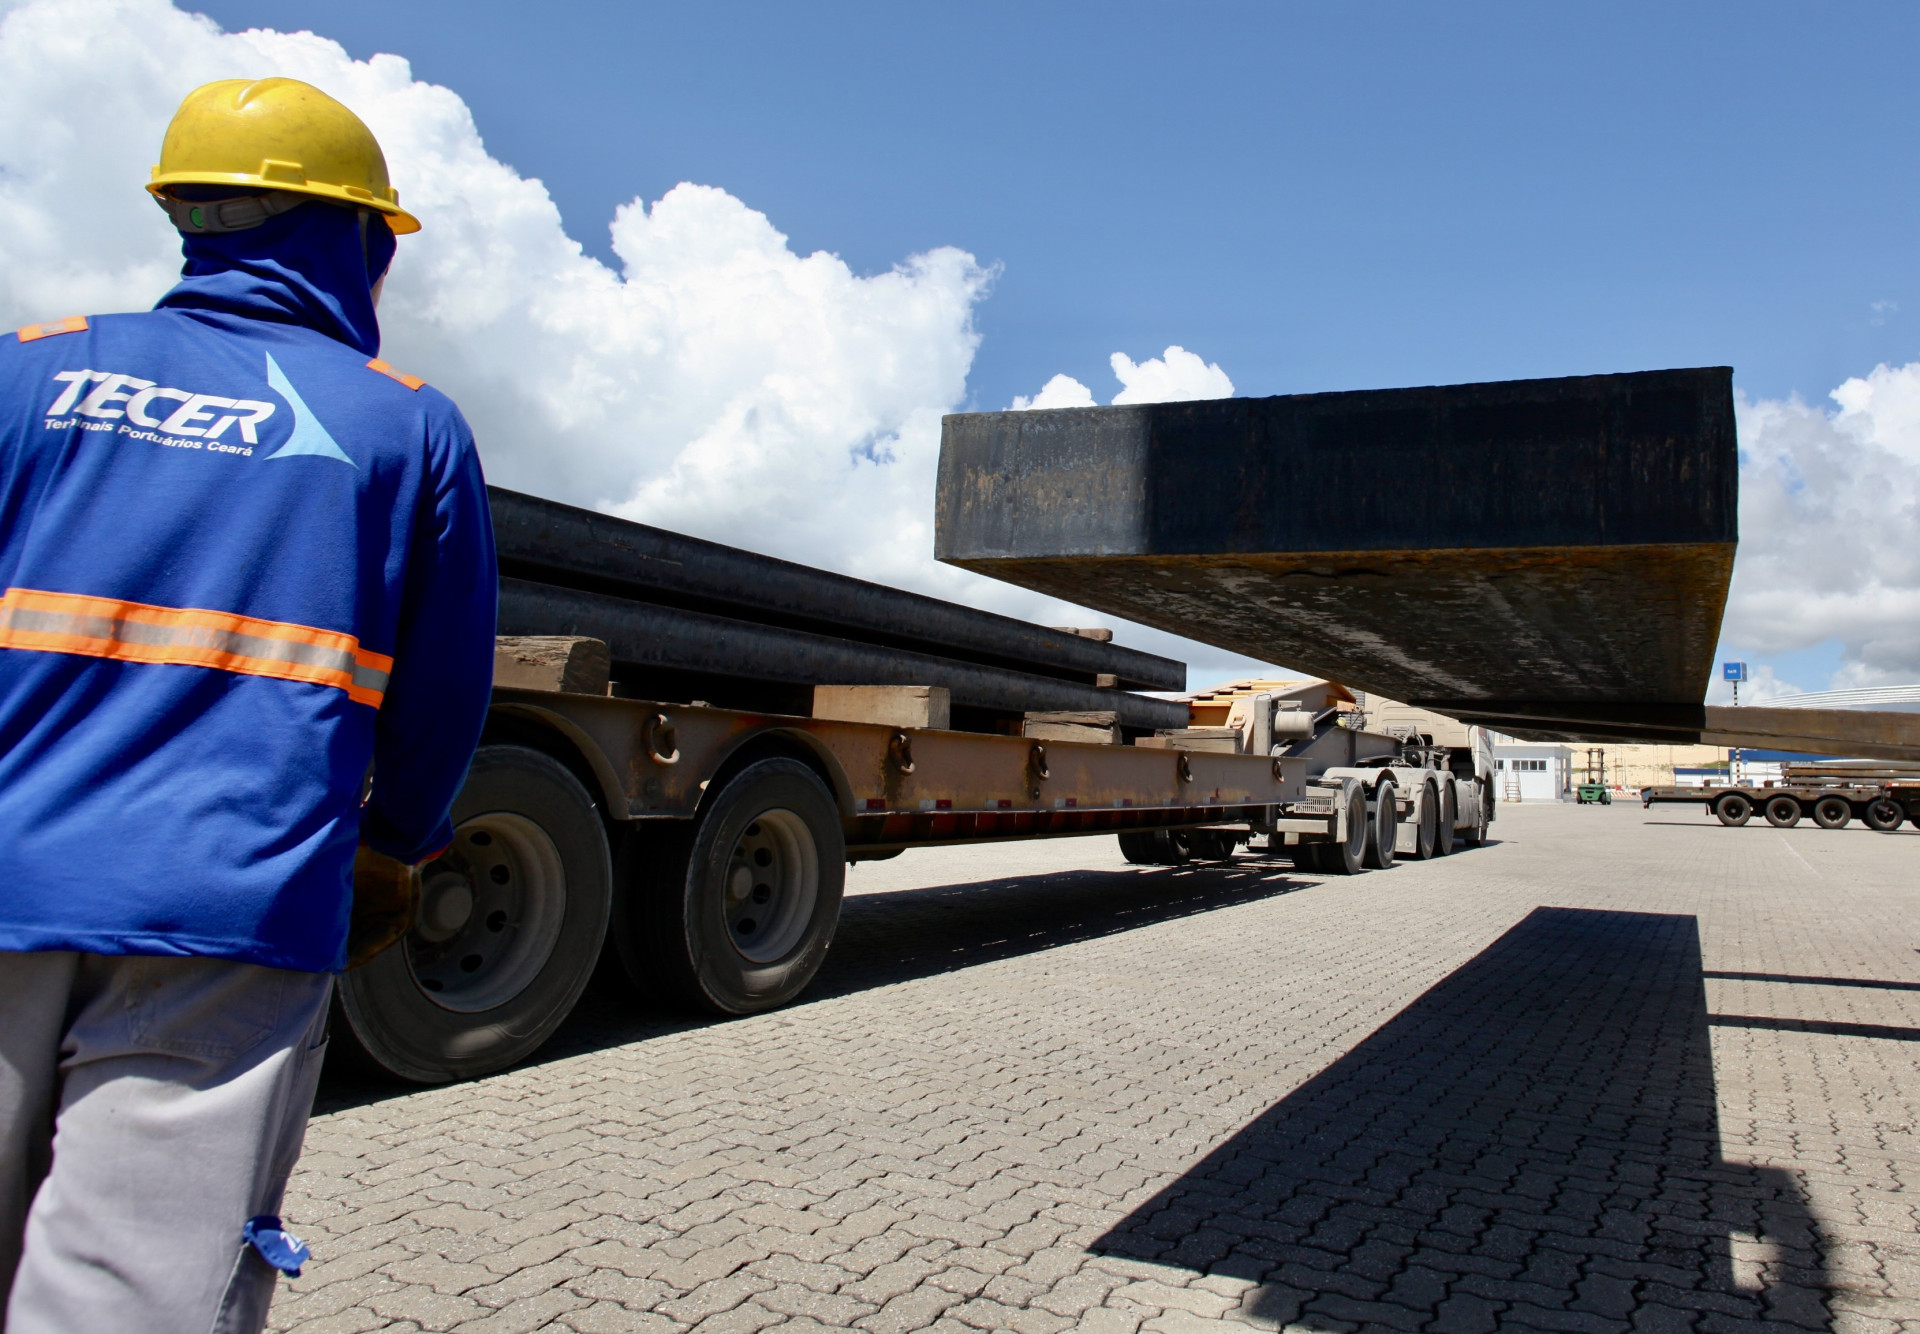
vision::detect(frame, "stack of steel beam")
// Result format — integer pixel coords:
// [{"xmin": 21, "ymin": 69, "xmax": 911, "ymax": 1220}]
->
[{"xmin": 489, "ymin": 487, "xmax": 1190, "ymax": 730}]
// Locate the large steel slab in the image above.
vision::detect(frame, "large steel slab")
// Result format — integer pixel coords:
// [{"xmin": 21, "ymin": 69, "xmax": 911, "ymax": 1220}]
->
[
  {"xmin": 490, "ymin": 487, "xmax": 1183, "ymax": 692},
  {"xmin": 936, "ymin": 368, "xmax": 1736, "ymax": 723}
]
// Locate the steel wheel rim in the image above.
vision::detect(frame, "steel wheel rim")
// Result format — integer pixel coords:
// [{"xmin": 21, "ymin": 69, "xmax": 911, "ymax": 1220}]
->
[
  {"xmin": 726, "ymin": 808, "xmax": 819, "ymax": 964},
  {"xmin": 406, "ymin": 812, "xmax": 568, "ymax": 1014}
]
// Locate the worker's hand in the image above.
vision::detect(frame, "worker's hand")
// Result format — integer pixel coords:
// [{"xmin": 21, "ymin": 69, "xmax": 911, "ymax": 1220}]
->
[{"xmin": 347, "ymin": 843, "xmax": 422, "ymax": 969}]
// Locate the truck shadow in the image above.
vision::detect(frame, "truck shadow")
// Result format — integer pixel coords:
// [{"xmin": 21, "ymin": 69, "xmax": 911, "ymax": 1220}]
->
[
  {"xmin": 317, "ymin": 855, "xmax": 1316, "ymax": 1106},
  {"xmin": 1091, "ymin": 907, "xmax": 1831, "ymax": 1331},
  {"xmin": 809, "ymin": 857, "xmax": 1315, "ymax": 1001}
]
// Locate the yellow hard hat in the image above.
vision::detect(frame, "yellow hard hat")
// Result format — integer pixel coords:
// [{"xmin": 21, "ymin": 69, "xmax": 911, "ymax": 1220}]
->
[{"xmin": 148, "ymin": 77, "xmax": 420, "ymax": 235}]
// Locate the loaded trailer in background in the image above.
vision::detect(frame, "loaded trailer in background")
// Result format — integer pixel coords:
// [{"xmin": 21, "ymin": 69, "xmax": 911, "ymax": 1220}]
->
[
  {"xmin": 339, "ymin": 489, "xmax": 1459, "ymax": 1084},
  {"xmin": 1642, "ymin": 762, "xmax": 1920, "ymax": 831}
]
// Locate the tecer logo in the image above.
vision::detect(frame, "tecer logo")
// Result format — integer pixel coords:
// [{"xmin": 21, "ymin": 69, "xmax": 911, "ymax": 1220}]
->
[{"xmin": 46, "ymin": 370, "xmax": 276, "ymax": 442}]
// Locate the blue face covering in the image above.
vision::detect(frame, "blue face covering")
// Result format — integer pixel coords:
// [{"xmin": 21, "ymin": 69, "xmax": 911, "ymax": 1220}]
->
[{"xmin": 154, "ymin": 202, "xmax": 395, "ymax": 358}]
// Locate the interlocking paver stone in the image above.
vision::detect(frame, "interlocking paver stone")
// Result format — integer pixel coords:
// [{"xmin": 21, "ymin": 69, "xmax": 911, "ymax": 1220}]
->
[{"xmin": 272, "ymin": 806, "xmax": 1920, "ymax": 1331}]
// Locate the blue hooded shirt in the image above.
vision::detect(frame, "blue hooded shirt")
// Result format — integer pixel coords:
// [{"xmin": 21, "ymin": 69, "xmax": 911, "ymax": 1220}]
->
[{"xmin": 0, "ymin": 201, "xmax": 497, "ymax": 972}]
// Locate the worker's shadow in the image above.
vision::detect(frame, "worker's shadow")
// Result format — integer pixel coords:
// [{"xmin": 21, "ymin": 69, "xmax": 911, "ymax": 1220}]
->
[{"xmin": 1092, "ymin": 906, "xmax": 1830, "ymax": 1330}]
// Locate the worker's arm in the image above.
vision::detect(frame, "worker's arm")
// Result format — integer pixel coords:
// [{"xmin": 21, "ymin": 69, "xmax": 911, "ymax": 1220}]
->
[{"xmin": 359, "ymin": 403, "xmax": 497, "ymax": 863}]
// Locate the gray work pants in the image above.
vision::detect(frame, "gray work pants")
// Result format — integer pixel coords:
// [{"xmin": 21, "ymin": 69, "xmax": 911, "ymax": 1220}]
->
[{"xmin": 0, "ymin": 951, "xmax": 332, "ymax": 1334}]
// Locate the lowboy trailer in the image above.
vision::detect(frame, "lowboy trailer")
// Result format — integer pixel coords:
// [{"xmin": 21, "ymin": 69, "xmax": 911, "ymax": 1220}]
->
[
  {"xmin": 1643, "ymin": 775, "xmax": 1920, "ymax": 831},
  {"xmin": 338, "ymin": 483, "xmax": 1500, "ymax": 1084},
  {"xmin": 338, "ymin": 363, "xmax": 1763, "ymax": 1086},
  {"xmin": 335, "ymin": 654, "xmax": 1453, "ymax": 1084}
]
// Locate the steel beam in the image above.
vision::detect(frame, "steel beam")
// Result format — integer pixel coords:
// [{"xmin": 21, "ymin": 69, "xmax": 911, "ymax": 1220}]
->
[
  {"xmin": 936, "ymin": 368, "xmax": 1737, "ymax": 718},
  {"xmin": 496, "ymin": 578, "xmax": 1189, "ymax": 731},
  {"xmin": 489, "ymin": 487, "xmax": 1184, "ymax": 692}
]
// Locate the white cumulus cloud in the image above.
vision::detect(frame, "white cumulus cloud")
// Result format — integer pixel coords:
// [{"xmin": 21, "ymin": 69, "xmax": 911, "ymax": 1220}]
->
[
  {"xmin": 1008, "ymin": 373, "xmax": 1097, "ymax": 411},
  {"xmin": 1722, "ymin": 363, "xmax": 1920, "ymax": 690},
  {"xmin": 0, "ymin": 0, "xmax": 998, "ymax": 599},
  {"xmin": 0, "ymin": 0, "xmax": 1278, "ymax": 686},
  {"xmin": 1011, "ymin": 344, "xmax": 1234, "ymax": 411},
  {"xmin": 1110, "ymin": 345, "xmax": 1234, "ymax": 404}
]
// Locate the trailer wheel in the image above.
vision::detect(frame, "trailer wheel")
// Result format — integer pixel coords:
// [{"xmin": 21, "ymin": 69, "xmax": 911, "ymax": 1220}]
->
[
  {"xmin": 1118, "ymin": 830, "xmax": 1192, "ymax": 865},
  {"xmin": 1407, "ymin": 782, "xmax": 1439, "ymax": 860},
  {"xmin": 1363, "ymin": 781, "xmax": 1398, "ymax": 869},
  {"xmin": 1764, "ymin": 795, "xmax": 1802, "ymax": 829},
  {"xmin": 1865, "ymin": 798, "xmax": 1904, "ymax": 832},
  {"xmin": 1432, "ymin": 785, "xmax": 1457, "ymax": 857},
  {"xmin": 625, "ymin": 758, "xmax": 845, "ymax": 1016},
  {"xmin": 1187, "ymin": 830, "xmax": 1240, "ymax": 861},
  {"xmin": 1812, "ymin": 796, "xmax": 1851, "ymax": 830},
  {"xmin": 1713, "ymin": 792, "xmax": 1752, "ymax": 827},
  {"xmin": 1461, "ymin": 786, "xmax": 1490, "ymax": 847},
  {"xmin": 334, "ymin": 745, "xmax": 612, "ymax": 1083},
  {"xmin": 1314, "ymin": 783, "xmax": 1368, "ymax": 876}
]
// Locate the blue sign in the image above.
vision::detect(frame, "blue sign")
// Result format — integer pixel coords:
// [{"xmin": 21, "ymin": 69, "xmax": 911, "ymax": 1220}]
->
[{"xmin": 1723, "ymin": 661, "xmax": 1748, "ymax": 682}]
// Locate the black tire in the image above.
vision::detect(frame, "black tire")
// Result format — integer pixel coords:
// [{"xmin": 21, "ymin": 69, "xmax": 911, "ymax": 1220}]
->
[
  {"xmin": 1461, "ymin": 785, "xmax": 1490, "ymax": 847},
  {"xmin": 619, "ymin": 758, "xmax": 844, "ymax": 1016},
  {"xmin": 334, "ymin": 745, "xmax": 612, "ymax": 1083},
  {"xmin": 1317, "ymin": 783, "xmax": 1368, "ymax": 876},
  {"xmin": 1812, "ymin": 796, "xmax": 1851, "ymax": 830},
  {"xmin": 1407, "ymin": 783, "xmax": 1439, "ymax": 860},
  {"xmin": 1433, "ymin": 784, "xmax": 1457, "ymax": 857},
  {"xmin": 1865, "ymin": 798, "xmax": 1904, "ymax": 832},
  {"xmin": 1187, "ymin": 830, "xmax": 1239, "ymax": 861},
  {"xmin": 1117, "ymin": 829, "xmax": 1192, "ymax": 865},
  {"xmin": 1713, "ymin": 792, "xmax": 1752, "ymax": 827},
  {"xmin": 1363, "ymin": 781, "xmax": 1398, "ymax": 869},
  {"xmin": 1763, "ymin": 794, "xmax": 1802, "ymax": 829}
]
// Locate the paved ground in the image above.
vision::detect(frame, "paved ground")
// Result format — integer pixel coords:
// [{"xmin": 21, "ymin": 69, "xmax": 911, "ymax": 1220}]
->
[{"xmin": 270, "ymin": 803, "xmax": 1920, "ymax": 1334}]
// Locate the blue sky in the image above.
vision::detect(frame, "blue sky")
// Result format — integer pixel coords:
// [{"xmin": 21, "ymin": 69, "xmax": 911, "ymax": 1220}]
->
[
  {"xmin": 196, "ymin": 1, "xmax": 1920, "ymax": 412},
  {"xmin": 179, "ymin": 1, "xmax": 1920, "ymax": 694}
]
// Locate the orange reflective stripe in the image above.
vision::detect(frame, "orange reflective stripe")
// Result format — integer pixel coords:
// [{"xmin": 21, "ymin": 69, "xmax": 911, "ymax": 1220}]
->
[
  {"xmin": 366, "ymin": 358, "xmax": 426, "ymax": 391},
  {"xmin": 0, "ymin": 587, "xmax": 389, "ymax": 707},
  {"xmin": 17, "ymin": 316, "xmax": 87, "ymax": 343}
]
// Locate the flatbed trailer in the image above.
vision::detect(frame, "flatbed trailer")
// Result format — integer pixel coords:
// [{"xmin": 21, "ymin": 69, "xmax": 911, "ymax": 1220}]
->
[
  {"xmin": 335, "ymin": 656, "xmax": 1463, "ymax": 1083},
  {"xmin": 1641, "ymin": 781, "xmax": 1920, "ymax": 830},
  {"xmin": 340, "ymin": 363, "xmax": 1761, "ymax": 1085}
]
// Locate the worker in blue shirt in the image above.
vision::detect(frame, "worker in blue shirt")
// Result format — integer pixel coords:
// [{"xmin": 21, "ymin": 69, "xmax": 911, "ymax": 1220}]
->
[{"xmin": 0, "ymin": 78, "xmax": 496, "ymax": 1332}]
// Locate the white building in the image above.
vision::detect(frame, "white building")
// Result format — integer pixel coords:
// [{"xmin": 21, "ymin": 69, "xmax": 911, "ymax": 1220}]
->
[{"xmin": 1491, "ymin": 741, "xmax": 1574, "ymax": 802}]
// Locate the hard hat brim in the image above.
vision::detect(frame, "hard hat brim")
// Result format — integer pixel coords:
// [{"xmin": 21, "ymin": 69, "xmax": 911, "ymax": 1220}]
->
[{"xmin": 147, "ymin": 171, "xmax": 421, "ymax": 235}]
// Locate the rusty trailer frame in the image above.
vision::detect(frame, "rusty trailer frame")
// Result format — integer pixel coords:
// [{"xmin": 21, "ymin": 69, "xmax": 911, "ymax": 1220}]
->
[{"xmin": 491, "ymin": 687, "xmax": 1313, "ymax": 856}]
